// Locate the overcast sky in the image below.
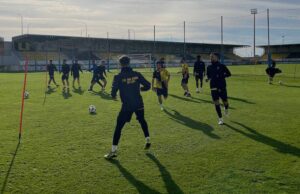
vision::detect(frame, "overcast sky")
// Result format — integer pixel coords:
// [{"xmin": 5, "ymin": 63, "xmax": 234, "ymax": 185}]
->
[{"xmin": 1, "ymin": 0, "xmax": 300, "ymax": 55}]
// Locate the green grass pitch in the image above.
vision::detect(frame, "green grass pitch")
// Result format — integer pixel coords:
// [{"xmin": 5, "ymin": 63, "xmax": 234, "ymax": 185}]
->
[{"xmin": 0, "ymin": 64, "xmax": 300, "ymax": 193}]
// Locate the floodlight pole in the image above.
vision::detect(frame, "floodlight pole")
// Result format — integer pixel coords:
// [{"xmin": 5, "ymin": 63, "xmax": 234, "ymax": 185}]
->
[
  {"xmin": 183, "ymin": 21, "xmax": 186, "ymax": 59},
  {"xmin": 267, "ymin": 8, "xmax": 271, "ymax": 67},
  {"xmin": 107, "ymin": 32, "xmax": 110, "ymax": 72},
  {"xmin": 251, "ymin": 8, "xmax": 257, "ymax": 61},
  {"xmin": 221, "ymin": 16, "xmax": 224, "ymax": 64},
  {"xmin": 153, "ymin": 25, "xmax": 156, "ymax": 71}
]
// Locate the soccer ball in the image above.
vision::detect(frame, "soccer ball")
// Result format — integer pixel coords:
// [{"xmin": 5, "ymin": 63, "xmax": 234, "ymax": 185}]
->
[
  {"xmin": 89, "ymin": 105, "xmax": 96, "ymax": 114},
  {"xmin": 24, "ymin": 91, "xmax": 29, "ymax": 99},
  {"xmin": 279, "ymin": 80, "xmax": 283, "ymax": 85}
]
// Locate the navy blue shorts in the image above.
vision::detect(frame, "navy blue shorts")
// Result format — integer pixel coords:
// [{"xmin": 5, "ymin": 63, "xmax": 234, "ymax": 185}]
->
[
  {"xmin": 211, "ymin": 88, "xmax": 228, "ymax": 101},
  {"xmin": 181, "ymin": 77, "xmax": 189, "ymax": 84},
  {"xmin": 156, "ymin": 88, "xmax": 168, "ymax": 98},
  {"xmin": 62, "ymin": 74, "xmax": 69, "ymax": 80}
]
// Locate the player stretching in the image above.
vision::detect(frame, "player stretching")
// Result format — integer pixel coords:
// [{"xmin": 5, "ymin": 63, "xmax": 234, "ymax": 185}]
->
[
  {"xmin": 60, "ymin": 59, "xmax": 70, "ymax": 92},
  {"xmin": 180, "ymin": 58, "xmax": 191, "ymax": 97},
  {"xmin": 47, "ymin": 60, "xmax": 59, "ymax": 88},
  {"xmin": 104, "ymin": 55, "xmax": 151, "ymax": 159},
  {"xmin": 266, "ymin": 61, "xmax": 282, "ymax": 84},
  {"xmin": 206, "ymin": 53, "xmax": 231, "ymax": 125},
  {"xmin": 88, "ymin": 60, "xmax": 103, "ymax": 91},
  {"xmin": 193, "ymin": 55, "xmax": 206, "ymax": 93},
  {"xmin": 152, "ymin": 61, "xmax": 170, "ymax": 110},
  {"xmin": 71, "ymin": 59, "xmax": 83, "ymax": 89}
]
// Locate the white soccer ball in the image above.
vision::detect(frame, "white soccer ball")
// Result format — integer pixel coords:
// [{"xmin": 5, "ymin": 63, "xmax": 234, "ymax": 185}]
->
[
  {"xmin": 24, "ymin": 91, "xmax": 29, "ymax": 99},
  {"xmin": 89, "ymin": 105, "xmax": 96, "ymax": 114},
  {"xmin": 279, "ymin": 80, "xmax": 283, "ymax": 85}
]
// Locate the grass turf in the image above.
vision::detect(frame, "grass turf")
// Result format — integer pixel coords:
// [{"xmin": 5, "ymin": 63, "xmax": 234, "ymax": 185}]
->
[{"xmin": 0, "ymin": 64, "xmax": 300, "ymax": 194}]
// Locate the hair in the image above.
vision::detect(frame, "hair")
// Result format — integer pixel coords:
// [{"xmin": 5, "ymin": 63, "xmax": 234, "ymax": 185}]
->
[
  {"xmin": 197, "ymin": 55, "xmax": 201, "ymax": 59},
  {"xmin": 119, "ymin": 55, "xmax": 130, "ymax": 66},
  {"xmin": 211, "ymin": 52, "xmax": 220, "ymax": 59}
]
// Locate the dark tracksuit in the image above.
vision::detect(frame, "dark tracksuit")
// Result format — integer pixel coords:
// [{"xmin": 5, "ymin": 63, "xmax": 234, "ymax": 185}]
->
[
  {"xmin": 266, "ymin": 67, "xmax": 282, "ymax": 78},
  {"xmin": 47, "ymin": 64, "xmax": 57, "ymax": 79},
  {"xmin": 99, "ymin": 65, "xmax": 106, "ymax": 80},
  {"xmin": 61, "ymin": 63, "xmax": 70, "ymax": 80},
  {"xmin": 207, "ymin": 61, "xmax": 231, "ymax": 102},
  {"xmin": 71, "ymin": 63, "xmax": 83, "ymax": 79},
  {"xmin": 194, "ymin": 60, "xmax": 206, "ymax": 88},
  {"xmin": 111, "ymin": 66, "xmax": 151, "ymax": 145}
]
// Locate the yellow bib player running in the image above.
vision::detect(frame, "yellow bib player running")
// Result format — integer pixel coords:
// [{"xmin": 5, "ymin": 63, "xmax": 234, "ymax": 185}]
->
[
  {"xmin": 179, "ymin": 58, "xmax": 191, "ymax": 97},
  {"xmin": 152, "ymin": 61, "xmax": 170, "ymax": 110}
]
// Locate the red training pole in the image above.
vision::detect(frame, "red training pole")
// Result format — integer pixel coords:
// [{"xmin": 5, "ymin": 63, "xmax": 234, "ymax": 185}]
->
[{"xmin": 19, "ymin": 57, "xmax": 29, "ymax": 142}]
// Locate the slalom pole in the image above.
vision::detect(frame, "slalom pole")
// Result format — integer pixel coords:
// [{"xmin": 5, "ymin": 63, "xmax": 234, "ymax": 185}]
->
[{"xmin": 19, "ymin": 57, "xmax": 29, "ymax": 142}]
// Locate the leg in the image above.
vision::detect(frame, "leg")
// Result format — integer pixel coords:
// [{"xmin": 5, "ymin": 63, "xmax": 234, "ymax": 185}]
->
[
  {"xmin": 112, "ymin": 112, "xmax": 128, "ymax": 146},
  {"xmin": 214, "ymin": 100, "xmax": 222, "ymax": 118},
  {"xmin": 195, "ymin": 76, "xmax": 199, "ymax": 89},
  {"xmin": 102, "ymin": 79, "xmax": 107, "ymax": 89},
  {"xmin": 200, "ymin": 75, "xmax": 204, "ymax": 88},
  {"xmin": 135, "ymin": 109, "xmax": 150, "ymax": 147}
]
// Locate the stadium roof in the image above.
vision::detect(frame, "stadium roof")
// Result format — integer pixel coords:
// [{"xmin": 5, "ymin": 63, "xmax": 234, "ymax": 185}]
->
[
  {"xmin": 12, "ymin": 34, "xmax": 247, "ymax": 48},
  {"xmin": 259, "ymin": 43, "xmax": 300, "ymax": 48}
]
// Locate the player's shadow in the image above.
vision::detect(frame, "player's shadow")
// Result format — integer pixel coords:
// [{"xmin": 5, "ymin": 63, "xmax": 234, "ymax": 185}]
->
[
  {"xmin": 108, "ymin": 160, "xmax": 160, "ymax": 194},
  {"xmin": 164, "ymin": 109, "xmax": 220, "ymax": 139},
  {"xmin": 72, "ymin": 87, "xmax": 85, "ymax": 95},
  {"xmin": 228, "ymin": 97, "xmax": 255, "ymax": 104},
  {"xmin": 1, "ymin": 142, "xmax": 21, "ymax": 194},
  {"xmin": 45, "ymin": 87, "xmax": 56, "ymax": 94},
  {"xmin": 146, "ymin": 153, "xmax": 184, "ymax": 194},
  {"xmin": 281, "ymin": 84, "xmax": 300, "ymax": 89},
  {"xmin": 62, "ymin": 91, "xmax": 72, "ymax": 99},
  {"xmin": 225, "ymin": 121, "xmax": 300, "ymax": 157},
  {"xmin": 169, "ymin": 94, "xmax": 207, "ymax": 104},
  {"xmin": 90, "ymin": 91, "xmax": 113, "ymax": 100}
]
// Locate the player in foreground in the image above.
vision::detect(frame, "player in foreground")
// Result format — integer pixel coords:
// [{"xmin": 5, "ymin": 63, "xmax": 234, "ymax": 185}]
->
[
  {"xmin": 206, "ymin": 53, "xmax": 231, "ymax": 125},
  {"xmin": 104, "ymin": 55, "xmax": 151, "ymax": 159},
  {"xmin": 71, "ymin": 59, "xmax": 83, "ymax": 89},
  {"xmin": 60, "ymin": 59, "xmax": 70, "ymax": 92},
  {"xmin": 47, "ymin": 60, "xmax": 59, "ymax": 88},
  {"xmin": 180, "ymin": 58, "xmax": 191, "ymax": 97},
  {"xmin": 266, "ymin": 61, "xmax": 282, "ymax": 84},
  {"xmin": 152, "ymin": 61, "xmax": 171, "ymax": 110},
  {"xmin": 88, "ymin": 60, "xmax": 103, "ymax": 91},
  {"xmin": 193, "ymin": 55, "xmax": 206, "ymax": 93}
]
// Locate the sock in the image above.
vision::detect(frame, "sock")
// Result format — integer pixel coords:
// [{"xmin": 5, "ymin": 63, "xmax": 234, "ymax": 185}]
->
[
  {"xmin": 112, "ymin": 145, "xmax": 117, "ymax": 152},
  {"xmin": 215, "ymin": 105, "xmax": 222, "ymax": 118},
  {"xmin": 146, "ymin": 137, "xmax": 150, "ymax": 143},
  {"xmin": 224, "ymin": 104, "xmax": 229, "ymax": 110}
]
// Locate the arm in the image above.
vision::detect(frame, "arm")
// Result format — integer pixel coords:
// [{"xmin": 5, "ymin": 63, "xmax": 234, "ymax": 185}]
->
[
  {"xmin": 193, "ymin": 62, "xmax": 196, "ymax": 75},
  {"xmin": 223, "ymin": 65, "xmax": 231, "ymax": 78},
  {"xmin": 111, "ymin": 75, "xmax": 119, "ymax": 99},
  {"xmin": 139, "ymin": 73, "xmax": 151, "ymax": 92},
  {"xmin": 206, "ymin": 66, "xmax": 211, "ymax": 82},
  {"xmin": 79, "ymin": 65, "xmax": 83, "ymax": 73}
]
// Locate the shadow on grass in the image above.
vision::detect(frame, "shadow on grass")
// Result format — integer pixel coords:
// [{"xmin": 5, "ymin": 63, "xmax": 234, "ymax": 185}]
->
[
  {"xmin": 169, "ymin": 94, "xmax": 211, "ymax": 104},
  {"xmin": 281, "ymin": 83, "xmax": 300, "ymax": 89},
  {"xmin": 72, "ymin": 87, "xmax": 85, "ymax": 95},
  {"xmin": 62, "ymin": 91, "xmax": 72, "ymax": 99},
  {"xmin": 146, "ymin": 153, "xmax": 184, "ymax": 194},
  {"xmin": 225, "ymin": 121, "xmax": 300, "ymax": 157},
  {"xmin": 90, "ymin": 91, "xmax": 113, "ymax": 100},
  {"xmin": 45, "ymin": 87, "xmax": 56, "ymax": 95},
  {"xmin": 164, "ymin": 109, "xmax": 220, "ymax": 139},
  {"xmin": 228, "ymin": 97, "xmax": 255, "ymax": 104},
  {"xmin": 1, "ymin": 142, "xmax": 21, "ymax": 194},
  {"xmin": 108, "ymin": 160, "xmax": 160, "ymax": 194}
]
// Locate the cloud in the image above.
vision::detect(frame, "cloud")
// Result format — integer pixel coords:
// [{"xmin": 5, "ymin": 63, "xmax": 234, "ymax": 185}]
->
[{"xmin": 0, "ymin": 0, "xmax": 299, "ymax": 46}]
